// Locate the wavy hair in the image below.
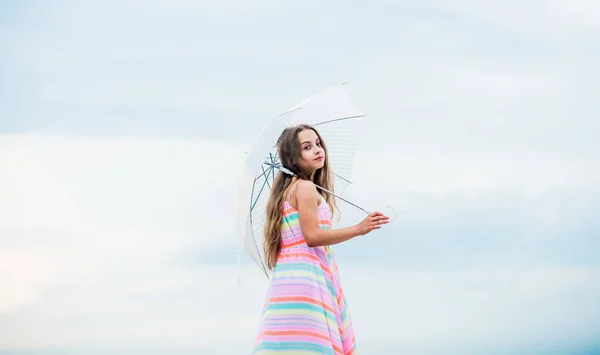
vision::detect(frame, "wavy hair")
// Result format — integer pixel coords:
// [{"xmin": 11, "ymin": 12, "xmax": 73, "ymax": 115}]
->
[{"xmin": 263, "ymin": 124, "xmax": 337, "ymax": 270}]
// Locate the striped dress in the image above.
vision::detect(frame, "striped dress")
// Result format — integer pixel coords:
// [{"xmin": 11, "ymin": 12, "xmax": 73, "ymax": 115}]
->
[{"xmin": 253, "ymin": 188, "xmax": 356, "ymax": 354}]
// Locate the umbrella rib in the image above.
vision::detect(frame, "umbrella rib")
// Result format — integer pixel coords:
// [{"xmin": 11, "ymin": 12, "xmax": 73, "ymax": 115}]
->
[
  {"xmin": 265, "ymin": 152, "xmax": 279, "ymax": 188},
  {"xmin": 252, "ymin": 152, "xmax": 278, "ymax": 184},
  {"xmin": 253, "ymin": 165, "xmax": 271, "ymax": 183},
  {"xmin": 248, "ymin": 213, "xmax": 269, "ymax": 277},
  {"xmin": 251, "ymin": 166, "xmax": 274, "ymax": 212},
  {"xmin": 248, "ymin": 172, "xmax": 270, "ymax": 276},
  {"xmin": 270, "ymin": 107, "xmax": 303, "ymax": 122},
  {"xmin": 247, "ymin": 186, "xmax": 267, "ymax": 275},
  {"xmin": 312, "ymin": 114, "xmax": 365, "ymax": 127},
  {"xmin": 261, "ymin": 165, "xmax": 272, "ymax": 189},
  {"xmin": 333, "ymin": 172, "xmax": 353, "ymax": 185}
]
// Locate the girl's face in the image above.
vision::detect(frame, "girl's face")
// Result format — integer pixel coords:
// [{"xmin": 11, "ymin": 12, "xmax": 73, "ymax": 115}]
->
[{"xmin": 297, "ymin": 129, "xmax": 325, "ymax": 173}]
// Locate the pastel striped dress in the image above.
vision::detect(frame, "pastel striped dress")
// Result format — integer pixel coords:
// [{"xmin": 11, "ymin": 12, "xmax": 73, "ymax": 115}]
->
[{"xmin": 253, "ymin": 185, "xmax": 356, "ymax": 354}]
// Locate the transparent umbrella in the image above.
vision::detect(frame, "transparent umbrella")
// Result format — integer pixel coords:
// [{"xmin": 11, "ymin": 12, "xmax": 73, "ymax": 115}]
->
[{"xmin": 235, "ymin": 83, "xmax": 382, "ymax": 280}]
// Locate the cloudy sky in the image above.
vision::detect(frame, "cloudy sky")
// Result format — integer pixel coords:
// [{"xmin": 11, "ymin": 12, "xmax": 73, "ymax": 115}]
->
[{"xmin": 1, "ymin": 0, "xmax": 599, "ymax": 354}]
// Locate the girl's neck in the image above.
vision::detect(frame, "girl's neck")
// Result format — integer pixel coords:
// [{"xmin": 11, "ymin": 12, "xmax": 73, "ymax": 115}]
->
[{"xmin": 294, "ymin": 172, "xmax": 316, "ymax": 182}]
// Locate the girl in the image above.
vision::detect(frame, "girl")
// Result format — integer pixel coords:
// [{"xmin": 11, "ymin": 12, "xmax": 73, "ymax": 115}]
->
[{"xmin": 252, "ymin": 124, "xmax": 389, "ymax": 354}]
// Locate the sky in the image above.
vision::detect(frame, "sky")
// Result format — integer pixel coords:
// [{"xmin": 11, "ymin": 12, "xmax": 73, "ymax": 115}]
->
[{"xmin": 1, "ymin": 0, "xmax": 600, "ymax": 354}]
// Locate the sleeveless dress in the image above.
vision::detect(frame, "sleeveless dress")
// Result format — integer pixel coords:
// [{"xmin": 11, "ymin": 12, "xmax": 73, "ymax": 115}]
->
[{"xmin": 252, "ymin": 182, "xmax": 356, "ymax": 354}]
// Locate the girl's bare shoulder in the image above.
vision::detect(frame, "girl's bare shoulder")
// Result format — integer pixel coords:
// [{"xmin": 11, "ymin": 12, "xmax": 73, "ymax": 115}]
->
[{"xmin": 295, "ymin": 180, "xmax": 319, "ymax": 203}]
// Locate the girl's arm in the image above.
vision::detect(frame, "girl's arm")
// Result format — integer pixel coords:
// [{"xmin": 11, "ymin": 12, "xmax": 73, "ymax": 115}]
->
[{"xmin": 295, "ymin": 180, "xmax": 388, "ymax": 247}]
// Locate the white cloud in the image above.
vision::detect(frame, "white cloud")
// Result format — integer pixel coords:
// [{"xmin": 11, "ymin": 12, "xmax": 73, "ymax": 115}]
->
[
  {"xmin": 449, "ymin": 69, "xmax": 564, "ymax": 97},
  {"xmin": 7, "ymin": 0, "xmax": 597, "ymax": 166},
  {"xmin": 549, "ymin": 0, "xmax": 600, "ymax": 30},
  {"xmin": 342, "ymin": 264, "xmax": 600, "ymax": 353},
  {"xmin": 1, "ymin": 133, "xmax": 599, "ymax": 353},
  {"xmin": 438, "ymin": 0, "xmax": 600, "ymax": 38},
  {"xmin": 0, "ymin": 250, "xmax": 59, "ymax": 315},
  {"xmin": 1, "ymin": 130, "xmax": 597, "ymax": 317},
  {"xmin": 0, "ymin": 133, "xmax": 246, "ymax": 314},
  {"xmin": 0, "ymin": 264, "xmax": 267, "ymax": 350},
  {"xmin": 34, "ymin": 80, "xmax": 279, "ymax": 114},
  {"xmin": 1, "ymin": 263, "xmax": 598, "ymax": 353},
  {"xmin": 348, "ymin": 149, "xmax": 600, "ymax": 197},
  {"xmin": 0, "ymin": 137, "xmax": 79, "ymax": 229}
]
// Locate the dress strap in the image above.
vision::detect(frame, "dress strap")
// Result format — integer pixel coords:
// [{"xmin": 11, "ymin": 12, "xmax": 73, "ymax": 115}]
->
[{"xmin": 287, "ymin": 180, "xmax": 300, "ymax": 204}]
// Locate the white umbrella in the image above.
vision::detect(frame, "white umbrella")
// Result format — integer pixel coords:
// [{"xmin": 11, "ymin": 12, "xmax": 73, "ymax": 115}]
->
[{"xmin": 235, "ymin": 83, "xmax": 369, "ymax": 280}]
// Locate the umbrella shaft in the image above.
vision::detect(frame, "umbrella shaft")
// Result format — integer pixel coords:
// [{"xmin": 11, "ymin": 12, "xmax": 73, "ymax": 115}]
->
[{"xmin": 314, "ymin": 185, "xmax": 371, "ymax": 215}]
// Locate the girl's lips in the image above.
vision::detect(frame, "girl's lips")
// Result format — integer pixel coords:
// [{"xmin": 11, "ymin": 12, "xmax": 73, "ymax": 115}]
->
[{"xmin": 315, "ymin": 157, "xmax": 324, "ymax": 161}]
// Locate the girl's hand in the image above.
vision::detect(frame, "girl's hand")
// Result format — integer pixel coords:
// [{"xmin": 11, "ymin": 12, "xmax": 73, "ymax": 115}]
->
[{"xmin": 356, "ymin": 211, "xmax": 390, "ymax": 236}]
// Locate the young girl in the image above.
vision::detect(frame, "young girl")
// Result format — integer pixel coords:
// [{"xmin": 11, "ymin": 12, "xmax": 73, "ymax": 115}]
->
[{"xmin": 252, "ymin": 124, "xmax": 389, "ymax": 354}]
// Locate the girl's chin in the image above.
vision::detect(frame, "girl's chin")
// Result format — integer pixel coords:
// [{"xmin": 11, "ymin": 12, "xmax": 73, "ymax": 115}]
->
[{"xmin": 303, "ymin": 163, "xmax": 324, "ymax": 174}]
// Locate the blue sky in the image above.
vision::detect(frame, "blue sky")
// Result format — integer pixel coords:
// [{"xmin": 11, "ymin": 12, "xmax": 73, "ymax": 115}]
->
[{"xmin": 1, "ymin": 0, "xmax": 600, "ymax": 354}]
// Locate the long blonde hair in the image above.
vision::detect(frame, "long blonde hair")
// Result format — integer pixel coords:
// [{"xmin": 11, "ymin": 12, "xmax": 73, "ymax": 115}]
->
[{"xmin": 263, "ymin": 124, "xmax": 337, "ymax": 270}]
